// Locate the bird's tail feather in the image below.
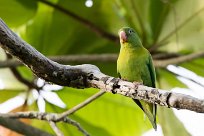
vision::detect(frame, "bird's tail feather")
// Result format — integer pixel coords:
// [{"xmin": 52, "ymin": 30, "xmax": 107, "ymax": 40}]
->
[{"xmin": 133, "ymin": 99, "xmax": 157, "ymax": 130}]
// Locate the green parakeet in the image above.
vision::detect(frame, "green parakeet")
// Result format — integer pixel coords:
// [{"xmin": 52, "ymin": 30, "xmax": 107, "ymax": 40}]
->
[{"xmin": 117, "ymin": 27, "xmax": 157, "ymax": 130}]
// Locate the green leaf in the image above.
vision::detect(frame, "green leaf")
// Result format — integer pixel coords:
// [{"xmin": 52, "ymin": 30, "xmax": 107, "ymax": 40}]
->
[
  {"xmin": 181, "ymin": 58, "xmax": 204, "ymax": 77},
  {"xmin": 158, "ymin": 0, "xmax": 204, "ymax": 52},
  {"xmin": 56, "ymin": 87, "xmax": 152, "ymax": 136},
  {"xmin": 0, "ymin": 90, "xmax": 22, "ymax": 103},
  {"xmin": 156, "ymin": 69, "xmax": 186, "ymax": 90},
  {"xmin": 0, "ymin": 68, "xmax": 27, "ymax": 90},
  {"xmin": 158, "ymin": 107, "xmax": 190, "ymax": 136},
  {"xmin": 20, "ymin": 0, "xmax": 120, "ymax": 56},
  {"xmin": 0, "ymin": 0, "xmax": 37, "ymax": 27},
  {"xmin": 148, "ymin": 0, "xmax": 172, "ymax": 42}
]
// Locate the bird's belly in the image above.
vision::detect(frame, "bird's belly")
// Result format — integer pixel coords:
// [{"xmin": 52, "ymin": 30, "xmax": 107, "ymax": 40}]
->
[{"xmin": 118, "ymin": 60, "xmax": 145, "ymax": 82}]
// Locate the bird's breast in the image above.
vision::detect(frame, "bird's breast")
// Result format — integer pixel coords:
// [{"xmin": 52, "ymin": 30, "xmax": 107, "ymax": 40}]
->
[{"xmin": 117, "ymin": 48, "xmax": 149, "ymax": 82}]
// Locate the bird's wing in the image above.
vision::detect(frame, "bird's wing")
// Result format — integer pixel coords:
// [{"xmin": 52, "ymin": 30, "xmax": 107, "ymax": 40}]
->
[
  {"xmin": 134, "ymin": 54, "xmax": 157, "ymax": 130},
  {"xmin": 147, "ymin": 55, "xmax": 156, "ymax": 88},
  {"xmin": 146, "ymin": 55, "xmax": 157, "ymax": 129}
]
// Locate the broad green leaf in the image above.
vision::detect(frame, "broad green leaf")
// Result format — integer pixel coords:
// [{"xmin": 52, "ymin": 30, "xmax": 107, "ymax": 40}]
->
[
  {"xmin": 181, "ymin": 58, "xmax": 204, "ymax": 77},
  {"xmin": 157, "ymin": 69, "xmax": 190, "ymax": 135},
  {"xmin": 156, "ymin": 69, "xmax": 186, "ymax": 90},
  {"xmin": 55, "ymin": 87, "xmax": 152, "ymax": 136},
  {"xmin": 148, "ymin": 0, "xmax": 173, "ymax": 43},
  {"xmin": 20, "ymin": 0, "xmax": 120, "ymax": 56},
  {"xmin": 0, "ymin": 0, "xmax": 37, "ymax": 27},
  {"xmin": 158, "ymin": 0, "xmax": 204, "ymax": 52},
  {"xmin": 0, "ymin": 90, "xmax": 22, "ymax": 103},
  {"xmin": 158, "ymin": 107, "xmax": 190, "ymax": 136},
  {"xmin": 16, "ymin": 66, "xmax": 35, "ymax": 82},
  {"xmin": 0, "ymin": 68, "xmax": 27, "ymax": 90}
]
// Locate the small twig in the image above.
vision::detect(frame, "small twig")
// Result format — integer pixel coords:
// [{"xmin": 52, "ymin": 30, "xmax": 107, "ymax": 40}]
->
[
  {"xmin": 5, "ymin": 53, "xmax": 41, "ymax": 90},
  {"xmin": 0, "ymin": 54, "xmax": 117, "ymax": 68},
  {"xmin": 0, "ymin": 51, "xmax": 203, "ymax": 69},
  {"xmin": 57, "ymin": 90, "xmax": 105, "ymax": 120},
  {"xmin": 10, "ymin": 67, "xmax": 41, "ymax": 89},
  {"xmin": 37, "ymin": 0, "xmax": 118, "ymax": 43},
  {"xmin": 0, "ymin": 117, "xmax": 53, "ymax": 136},
  {"xmin": 0, "ymin": 112, "xmax": 89, "ymax": 136},
  {"xmin": 49, "ymin": 121, "xmax": 64, "ymax": 136},
  {"xmin": 154, "ymin": 51, "xmax": 204, "ymax": 68},
  {"xmin": 152, "ymin": 52, "xmax": 180, "ymax": 59},
  {"xmin": 49, "ymin": 54, "xmax": 117, "ymax": 64},
  {"xmin": 63, "ymin": 118, "xmax": 90, "ymax": 136}
]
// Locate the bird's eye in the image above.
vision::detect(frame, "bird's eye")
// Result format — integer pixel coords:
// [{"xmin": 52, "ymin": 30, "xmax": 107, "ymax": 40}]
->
[{"xmin": 128, "ymin": 29, "xmax": 133, "ymax": 34}]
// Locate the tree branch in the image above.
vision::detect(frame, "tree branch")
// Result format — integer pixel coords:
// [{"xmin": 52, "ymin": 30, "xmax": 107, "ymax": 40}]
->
[
  {"xmin": 49, "ymin": 121, "xmax": 64, "ymax": 136},
  {"xmin": 57, "ymin": 90, "xmax": 105, "ymax": 120},
  {"xmin": 153, "ymin": 51, "xmax": 204, "ymax": 68},
  {"xmin": 0, "ymin": 51, "xmax": 203, "ymax": 69},
  {"xmin": 0, "ymin": 54, "xmax": 117, "ymax": 68},
  {"xmin": 0, "ymin": 18, "xmax": 204, "ymax": 112},
  {"xmin": 6, "ymin": 53, "xmax": 41, "ymax": 90},
  {"xmin": 0, "ymin": 112, "xmax": 89, "ymax": 136},
  {"xmin": 0, "ymin": 117, "xmax": 52, "ymax": 136},
  {"xmin": 62, "ymin": 117, "xmax": 90, "ymax": 136}
]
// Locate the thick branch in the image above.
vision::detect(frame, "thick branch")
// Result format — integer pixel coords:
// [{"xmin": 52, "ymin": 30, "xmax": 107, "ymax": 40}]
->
[
  {"xmin": 0, "ymin": 18, "xmax": 204, "ymax": 113},
  {"xmin": 0, "ymin": 117, "xmax": 52, "ymax": 136}
]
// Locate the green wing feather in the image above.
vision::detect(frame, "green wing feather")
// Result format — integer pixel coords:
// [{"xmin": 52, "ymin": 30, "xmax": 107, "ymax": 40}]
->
[
  {"xmin": 133, "ymin": 55, "xmax": 157, "ymax": 130},
  {"xmin": 147, "ymin": 55, "xmax": 156, "ymax": 88},
  {"xmin": 146, "ymin": 55, "xmax": 157, "ymax": 130},
  {"xmin": 137, "ymin": 55, "xmax": 157, "ymax": 130}
]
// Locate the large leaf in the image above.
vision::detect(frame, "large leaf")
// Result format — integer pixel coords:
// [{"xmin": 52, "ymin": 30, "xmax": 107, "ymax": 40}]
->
[
  {"xmin": 0, "ymin": 90, "xmax": 22, "ymax": 103},
  {"xmin": 0, "ymin": 0, "xmax": 37, "ymax": 27},
  {"xmin": 158, "ymin": 107, "xmax": 190, "ymax": 136},
  {"xmin": 156, "ymin": 69, "xmax": 186, "ymax": 90},
  {"xmin": 56, "ymin": 87, "xmax": 152, "ymax": 136},
  {"xmin": 181, "ymin": 58, "xmax": 204, "ymax": 77},
  {"xmin": 20, "ymin": 0, "xmax": 121, "ymax": 56},
  {"xmin": 158, "ymin": 0, "xmax": 204, "ymax": 52}
]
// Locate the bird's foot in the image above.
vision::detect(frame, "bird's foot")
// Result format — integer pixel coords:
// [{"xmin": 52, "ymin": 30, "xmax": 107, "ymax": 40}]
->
[{"xmin": 111, "ymin": 78, "xmax": 120, "ymax": 94}]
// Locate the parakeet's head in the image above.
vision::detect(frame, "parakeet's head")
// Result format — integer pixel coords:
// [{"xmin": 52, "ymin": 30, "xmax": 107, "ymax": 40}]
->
[{"xmin": 118, "ymin": 27, "xmax": 142, "ymax": 47}]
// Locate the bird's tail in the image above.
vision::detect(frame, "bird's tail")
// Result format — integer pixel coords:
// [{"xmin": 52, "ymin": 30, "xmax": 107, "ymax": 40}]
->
[{"xmin": 133, "ymin": 99, "xmax": 157, "ymax": 130}]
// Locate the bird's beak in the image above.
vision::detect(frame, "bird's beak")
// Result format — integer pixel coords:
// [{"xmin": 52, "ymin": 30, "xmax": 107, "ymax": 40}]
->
[{"xmin": 119, "ymin": 30, "xmax": 127, "ymax": 43}]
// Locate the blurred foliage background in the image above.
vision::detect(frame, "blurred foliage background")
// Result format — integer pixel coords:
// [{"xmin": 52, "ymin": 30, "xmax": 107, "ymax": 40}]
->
[{"xmin": 0, "ymin": 0, "xmax": 204, "ymax": 135}]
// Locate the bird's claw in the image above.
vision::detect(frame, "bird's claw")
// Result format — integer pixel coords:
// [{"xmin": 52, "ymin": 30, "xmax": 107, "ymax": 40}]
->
[{"xmin": 111, "ymin": 78, "xmax": 120, "ymax": 94}]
